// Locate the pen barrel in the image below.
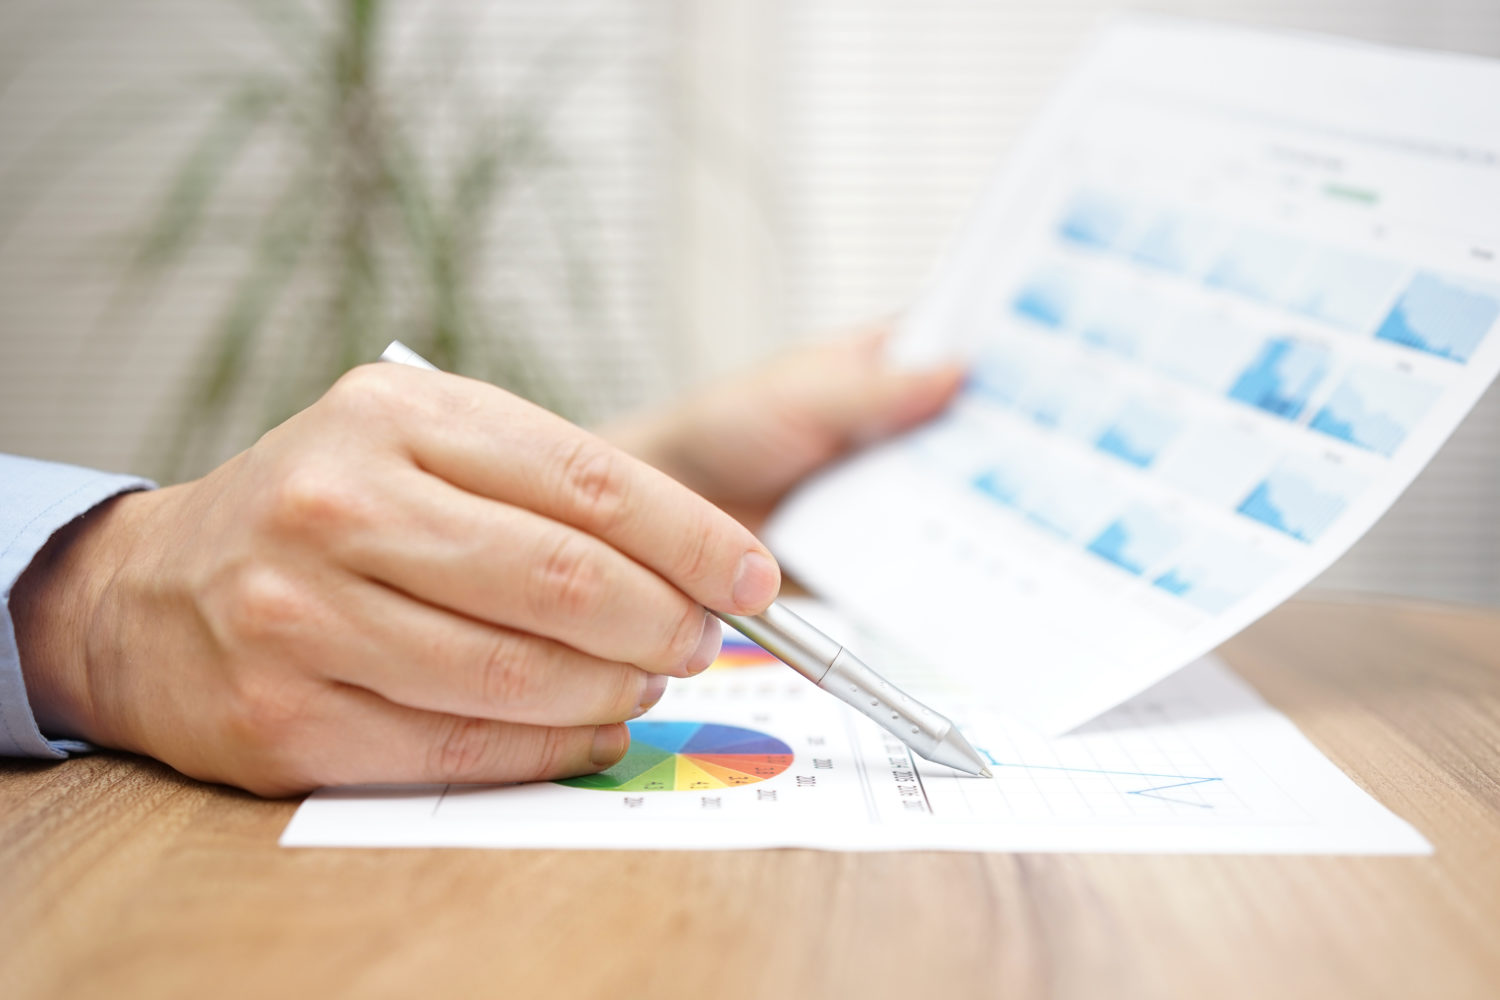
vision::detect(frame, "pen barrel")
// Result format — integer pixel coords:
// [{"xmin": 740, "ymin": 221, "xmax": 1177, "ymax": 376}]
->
[
  {"xmin": 820, "ymin": 649, "xmax": 954, "ymax": 761},
  {"xmin": 714, "ymin": 605, "xmax": 842, "ymax": 684}
]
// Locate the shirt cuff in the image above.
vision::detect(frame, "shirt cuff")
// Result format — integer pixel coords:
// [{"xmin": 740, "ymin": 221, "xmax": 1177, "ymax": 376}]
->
[{"xmin": 1, "ymin": 455, "xmax": 156, "ymax": 759}]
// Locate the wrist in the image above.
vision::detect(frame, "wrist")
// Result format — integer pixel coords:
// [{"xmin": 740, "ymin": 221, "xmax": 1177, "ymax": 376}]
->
[{"xmin": 11, "ymin": 491, "xmax": 140, "ymax": 745}]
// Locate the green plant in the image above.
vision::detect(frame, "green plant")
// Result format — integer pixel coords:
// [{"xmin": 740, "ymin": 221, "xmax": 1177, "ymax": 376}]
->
[{"xmin": 117, "ymin": 0, "xmax": 598, "ymax": 481}]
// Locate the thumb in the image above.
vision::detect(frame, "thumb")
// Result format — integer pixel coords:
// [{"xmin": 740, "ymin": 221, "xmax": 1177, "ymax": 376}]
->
[{"xmin": 811, "ymin": 333, "xmax": 965, "ymax": 446}]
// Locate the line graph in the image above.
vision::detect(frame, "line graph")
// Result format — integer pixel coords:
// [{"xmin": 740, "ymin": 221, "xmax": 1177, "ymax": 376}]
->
[
  {"xmin": 1130, "ymin": 777, "xmax": 1223, "ymax": 807},
  {"xmin": 973, "ymin": 746, "xmax": 1224, "ymax": 808}
]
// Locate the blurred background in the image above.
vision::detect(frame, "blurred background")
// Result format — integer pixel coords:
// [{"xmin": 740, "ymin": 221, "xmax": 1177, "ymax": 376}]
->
[{"xmin": 1, "ymin": 0, "xmax": 1498, "ymax": 604}]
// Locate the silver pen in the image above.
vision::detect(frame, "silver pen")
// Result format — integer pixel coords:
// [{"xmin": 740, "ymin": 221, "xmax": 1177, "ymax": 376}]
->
[{"xmin": 378, "ymin": 340, "xmax": 992, "ymax": 778}]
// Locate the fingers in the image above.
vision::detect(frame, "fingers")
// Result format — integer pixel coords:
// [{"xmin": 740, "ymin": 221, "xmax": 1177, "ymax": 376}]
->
[
  {"xmin": 314, "ymin": 572, "xmax": 671, "ymax": 726},
  {"xmin": 795, "ymin": 332, "xmax": 964, "ymax": 446},
  {"xmin": 336, "ymin": 467, "xmax": 725, "ymax": 677},
  {"xmin": 346, "ymin": 364, "xmax": 780, "ymax": 614},
  {"xmin": 294, "ymin": 684, "xmax": 631, "ymax": 790}
]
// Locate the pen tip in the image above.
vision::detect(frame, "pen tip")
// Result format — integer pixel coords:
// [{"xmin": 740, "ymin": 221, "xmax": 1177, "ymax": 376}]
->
[{"xmin": 979, "ymin": 767, "xmax": 994, "ymax": 779}]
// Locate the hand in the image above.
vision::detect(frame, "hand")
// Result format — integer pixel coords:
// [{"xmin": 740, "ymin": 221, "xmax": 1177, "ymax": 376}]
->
[
  {"xmin": 11, "ymin": 365, "xmax": 781, "ymax": 796},
  {"xmin": 603, "ymin": 327, "xmax": 963, "ymax": 529}
]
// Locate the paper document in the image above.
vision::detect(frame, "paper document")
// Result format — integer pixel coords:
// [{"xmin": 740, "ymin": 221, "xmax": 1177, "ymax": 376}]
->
[
  {"xmin": 282, "ymin": 605, "xmax": 1428, "ymax": 854},
  {"xmin": 767, "ymin": 19, "xmax": 1500, "ymax": 733}
]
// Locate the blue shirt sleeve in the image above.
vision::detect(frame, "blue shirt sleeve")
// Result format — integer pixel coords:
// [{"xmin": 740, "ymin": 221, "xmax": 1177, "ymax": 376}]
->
[{"xmin": 1, "ymin": 454, "xmax": 155, "ymax": 758}]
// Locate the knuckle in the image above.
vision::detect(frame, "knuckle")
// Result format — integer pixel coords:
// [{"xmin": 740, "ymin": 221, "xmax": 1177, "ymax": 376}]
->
[
  {"xmin": 430, "ymin": 716, "xmax": 501, "ymax": 781},
  {"xmin": 608, "ymin": 668, "xmax": 649, "ymax": 721},
  {"xmin": 326, "ymin": 363, "xmax": 404, "ymax": 418},
  {"xmin": 518, "ymin": 726, "xmax": 574, "ymax": 782},
  {"xmin": 557, "ymin": 437, "xmax": 631, "ymax": 531},
  {"xmin": 267, "ymin": 465, "xmax": 367, "ymax": 540},
  {"xmin": 675, "ymin": 519, "xmax": 719, "ymax": 585},
  {"xmin": 664, "ymin": 605, "xmax": 706, "ymax": 667},
  {"xmin": 534, "ymin": 534, "xmax": 603, "ymax": 620},
  {"xmin": 223, "ymin": 673, "xmax": 314, "ymax": 756},
  {"xmin": 477, "ymin": 632, "xmax": 542, "ymax": 711},
  {"xmin": 220, "ymin": 566, "xmax": 309, "ymax": 644}
]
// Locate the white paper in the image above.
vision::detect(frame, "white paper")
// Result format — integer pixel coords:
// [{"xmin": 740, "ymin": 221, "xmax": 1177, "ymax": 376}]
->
[
  {"xmin": 766, "ymin": 18, "xmax": 1500, "ymax": 733},
  {"xmin": 282, "ymin": 604, "xmax": 1428, "ymax": 854},
  {"xmin": 283, "ymin": 20, "xmax": 1448, "ymax": 855}
]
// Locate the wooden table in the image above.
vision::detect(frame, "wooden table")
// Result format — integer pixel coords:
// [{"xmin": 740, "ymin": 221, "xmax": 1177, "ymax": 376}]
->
[{"xmin": 4, "ymin": 596, "xmax": 1500, "ymax": 1000}]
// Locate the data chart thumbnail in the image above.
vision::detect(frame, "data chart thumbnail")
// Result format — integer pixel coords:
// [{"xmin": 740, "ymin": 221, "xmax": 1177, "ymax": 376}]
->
[
  {"xmin": 1375, "ymin": 271, "xmax": 1500, "ymax": 364},
  {"xmin": 1085, "ymin": 503, "xmax": 1181, "ymax": 576},
  {"xmin": 1236, "ymin": 457, "xmax": 1362, "ymax": 543},
  {"xmin": 1309, "ymin": 367, "xmax": 1439, "ymax": 456},
  {"xmin": 1056, "ymin": 189, "xmax": 1136, "ymax": 251},
  {"xmin": 1227, "ymin": 337, "xmax": 1331, "ymax": 420},
  {"xmin": 1011, "ymin": 264, "xmax": 1083, "ymax": 329},
  {"xmin": 1095, "ymin": 398, "xmax": 1181, "ymax": 468}
]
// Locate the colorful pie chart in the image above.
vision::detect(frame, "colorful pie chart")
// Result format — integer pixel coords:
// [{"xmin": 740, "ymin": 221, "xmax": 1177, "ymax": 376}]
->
[{"xmin": 556, "ymin": 721, "xmax": 795, "ymax": 792}]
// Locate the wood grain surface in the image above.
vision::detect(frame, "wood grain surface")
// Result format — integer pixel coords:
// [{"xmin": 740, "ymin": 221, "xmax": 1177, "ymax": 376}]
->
[{"xmin": 4, "ymin": 596, "xmax": 1499, "ymax": 1000}]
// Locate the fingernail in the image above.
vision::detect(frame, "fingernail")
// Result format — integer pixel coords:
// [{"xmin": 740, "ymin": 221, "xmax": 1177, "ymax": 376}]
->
[
  {"xmin": 634, "ymin": 674, "xmax": 669, "ymax": 717},
  {"xmin": 732, "ymin": 550, "xmax": 780, "ymax": 610},
  {"xmin": 591, "ymin": 724, "xmax": 629, "ymax": 768},
  {"xmin": 683, "ymin": 615, "xmax": 722, "ymax": 676}
]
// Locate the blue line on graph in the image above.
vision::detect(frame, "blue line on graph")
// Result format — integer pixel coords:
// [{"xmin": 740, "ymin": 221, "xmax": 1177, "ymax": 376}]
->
[
  {"xmin": 976, "ymin": 746, "xmax": 1223, "ymax": 807},
  {"xmin": 1128, "ymin": 776, "xmax": 1222, "ymax": 808}
]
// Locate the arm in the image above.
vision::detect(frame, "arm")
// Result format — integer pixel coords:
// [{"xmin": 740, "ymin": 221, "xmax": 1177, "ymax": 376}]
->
[
  {"xmin": 7, "ymin": 367, "xmax": 781, "ymax": 796},
  {"xmin": 5, "ymin": 329, "xmax": 958, "ymax": 795},
  {"xmin": 0, "ymin": 455, "xmax": 153, "ymax": 758}
]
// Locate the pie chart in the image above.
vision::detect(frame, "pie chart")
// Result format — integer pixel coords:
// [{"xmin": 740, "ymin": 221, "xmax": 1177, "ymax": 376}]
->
[{"xmin": 556, "ymin": 721, "xmax": 795, "ymax": 792}]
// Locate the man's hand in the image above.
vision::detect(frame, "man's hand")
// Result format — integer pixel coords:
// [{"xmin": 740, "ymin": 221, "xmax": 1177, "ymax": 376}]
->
[
  {"xmin": 603, "ymin": 327, "xmax": 963, "ymax": 529},
  {"xmin": 12, "ymin": 364, "xmax": 781, "ymax": 796}
]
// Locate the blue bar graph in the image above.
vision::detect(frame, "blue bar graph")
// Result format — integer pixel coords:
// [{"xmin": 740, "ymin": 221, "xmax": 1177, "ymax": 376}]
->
[
  {"xmin": 1011, "ymin": 265, "xmax": 1078, "ymax": 328},
  {"xmin": 1374, "ymin": 271, "xmax": 1500, "ymax": 364},
  {"xmin": 1095, "ymin": 399, "xmax": 1181, "ymax": 468},
  {"xmin": 1309, "ymin": 367, "xmax": 1439, "ymax": 456},
  {"xmin": 1152, "ymin": 568, "xmax": 1193, "ymax": 596},
  {"xmin": 973, "ymin": 468, "xmax": 1022, "ymax": 506},
  {"xmin": 1227, "ymin": 337, "xmax": 1331, "ymax": 420},
  {"xmin": 1056, "ymin": 189, "xmax": 1133, "ymax": 250},
  {"xmin": 1236, "ymin": 460, "xmax": 1359, "ymax": 543},
  {"xmin": 1085, "ymin": 504, "xmax": 1180, "ymax": 576}
]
